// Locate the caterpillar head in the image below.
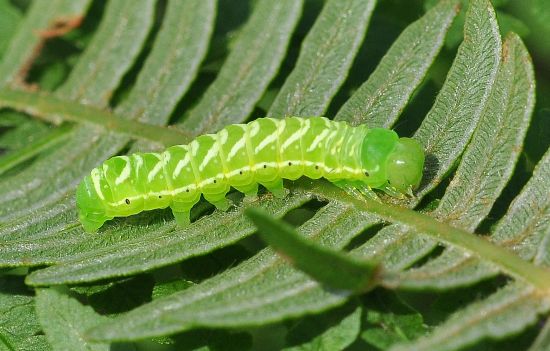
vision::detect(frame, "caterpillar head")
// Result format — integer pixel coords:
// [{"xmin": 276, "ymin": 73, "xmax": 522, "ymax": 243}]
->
[
  {"xmin": 385, "ymin": 138, "xmax": 425, "ymax": 194},
  {"xmin": 76, "ymin": 175, "xmax": 110, "ymax": 232}
]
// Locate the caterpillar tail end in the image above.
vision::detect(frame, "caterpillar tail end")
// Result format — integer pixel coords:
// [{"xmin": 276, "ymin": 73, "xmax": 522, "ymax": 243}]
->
[
  {"xmin": 79, "ymin": 213, "xmax": 108, "ymax": 233},
  {"xmin": 76, "ymin": 176, "xmax": 112, "ymax": 233}
]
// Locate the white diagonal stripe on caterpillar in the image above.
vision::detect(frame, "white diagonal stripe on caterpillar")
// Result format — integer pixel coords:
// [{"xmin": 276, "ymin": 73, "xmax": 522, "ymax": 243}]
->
[
  {"xmin": 147, "ymin": 154, "xmax": 163, "ymax": 182},
  {"xmin": 172, "ymin": 153, "xmax": 190, "ymax": 179},
  {"xmin": 90, "ymin": 168, "xmax": 105, "ymax": 200},
  {"xmin": 281, "ymin": 120, "xmax": 310, "ymax": 151},
  {"xmin": 198, "ymin": 135, "xmax": 219, "ymax": 171},
  {"xmin": 226, "ymin": 135, "xmax": 246, "ymax": 161},
  {"xmin": 115, "ymin": 156, "xmax": 131, "ymax": 185}
]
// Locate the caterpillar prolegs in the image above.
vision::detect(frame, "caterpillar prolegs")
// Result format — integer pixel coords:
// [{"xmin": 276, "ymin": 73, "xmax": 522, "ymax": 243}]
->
[{"xmin": 76, "ymin": 117, "xmax": 425, "ymax": 232}]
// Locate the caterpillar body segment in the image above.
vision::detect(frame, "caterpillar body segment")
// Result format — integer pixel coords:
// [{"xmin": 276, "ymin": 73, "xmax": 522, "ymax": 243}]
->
[{"xmin": 76, "ymin": 117, "xmax": 425, "ymax": 232}]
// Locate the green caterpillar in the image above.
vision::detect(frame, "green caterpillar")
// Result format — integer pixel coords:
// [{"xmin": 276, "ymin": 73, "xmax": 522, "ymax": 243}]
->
[{"xmin": 77, "ymin": 117, "xmax": 424, "ymax": 232}]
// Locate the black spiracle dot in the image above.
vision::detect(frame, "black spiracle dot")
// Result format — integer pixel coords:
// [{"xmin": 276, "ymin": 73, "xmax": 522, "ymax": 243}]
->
[
  {"xmin": 288, "ymin": 162, "xmax": 292, "ymax": 166},
  {"xmin": 158, "ymin": 195, "xmax": 162, "ymax": 198},
  {"xmin": 239, "ymin": 170, "xmax": 243, "ymax": 175},
  {"xmin": 263, "ymin": 164, "xmax": 267, "ymax": 168},
  {"xmin": 213, "ymin": 179, "xmax": 217, "ymax": 183},
  {"xmin": 315, "ymin": 165, "xmax": 319, "ymax": 170},
  {"xmin": 186, "ymin": 189, "xmax": 190, "ymax": 192},
  {"xmin": 125, "ymin": 198, "xmax": 130, "ymax": 205},
  {"xmin": 364, "ymin": 171, "xmax": 370, "ymax": 177}
]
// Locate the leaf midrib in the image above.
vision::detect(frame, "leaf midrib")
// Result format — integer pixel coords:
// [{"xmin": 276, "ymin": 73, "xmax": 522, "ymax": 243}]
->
[
  {"xmin": 298, "ymin": 181, "xmax": 550, "ymax": 293},
  {"xmin": 0, "ymin": 89, "xmax": 192, "ymax": 145}
]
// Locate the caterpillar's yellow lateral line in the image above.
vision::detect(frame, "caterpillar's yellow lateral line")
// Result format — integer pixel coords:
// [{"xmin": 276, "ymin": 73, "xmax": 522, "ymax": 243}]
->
[{"xmin": 76, "ymin": 117, "xmax": 424, "ymax": 232}]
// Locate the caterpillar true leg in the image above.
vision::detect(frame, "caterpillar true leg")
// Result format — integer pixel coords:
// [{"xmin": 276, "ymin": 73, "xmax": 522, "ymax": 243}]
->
[
  {"xmin": 334, "ymin": 181, "xmax": 363, "ymax": 200},
  {"xmin": 333, "ymin": 181, "xmax": 381, "ymax": 204},
  {"xmin": 356, "ymin": 184, "xmax": 380, "ymax": 201},
  {"xmin": 380, "ymin": 184, "xmax": 406, "ymax": 199}
]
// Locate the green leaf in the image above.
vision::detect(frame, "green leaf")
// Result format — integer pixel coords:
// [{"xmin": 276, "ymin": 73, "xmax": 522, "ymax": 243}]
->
[
  {"xmin": 0, "ymin": 116, "xmax": 49, "ymax": 150},
  {"xmin": 44, "ymin": 4, "xmax": 466, "ymax": 336},
  {"xmin": 414, "ymin": 0, "xmax": 502, "ymax": 200},
  {"xmin": 24, "ymin": 192, "xmax": 312, "ymax": 284},
  {"xmin": 127, "ymin": 0, "xmax": 217, "ymax": 151},
  {"xmin": 121, "ymin": 0, "xmax": 216, "ymax": 127},
  {"xmin": 268, "ymin": 0, "xmax": 376, "ymax": 117},
  {"xmin": 0, "ymin": 91, "xmax": 191, "ymax": 146},
  {"xmin": 283, "ymin": 303, "xmax": 362, "ymax": 351},
  {"xmin": 434, "ymin": 32, "xmax": 535, "ymax": 230},
  {"xmin": 384, "ymin": 130, "xmax": 550, "ymax": 349},
  {"xmin": 0, "ymin": 0, "xmax": 91, "ymax": 87},
  {"xmin": 0, "ymin": 0, "xmax": 22, "ymax": 59},
  {"xmin": 0, "ymin": 89, "xmax": 192, "ymax": 145},
  {"xmin": 390, "ymin": 283, "xmax": 550, "ymax": 351},
  {"xmin": 304, "ymin": 180, "xmax": 550, "ymax": 291},
  {"xmin": 360, "ymin": 293, "xmax": 429, "ymax": 349},
  {"xmin": 528, "ymin": 319, "xmax": 550, "ymax": 351},
  {"xmin": 0, "ymin": 275, "xmax": 50, "ymax": 350},
  {"xmin": 344, "ymin": 0, "xmax": 504, "ymax": 285},
  {"xmin": 0, "ymin": 123, "xmax": 71, "ymax": 176},
  {"xmin": 74, "ymin": 276, "xmax": 155, "ymax": 316},
  {"xmin": 0, "ymin": 0, "xmax": 548, "ymax": 348},
  {"xmin": 35, "ymin": 288, "xmax": 109, "ymax": 351},
  {"xmin": 0, "ymin": 0, "xmax": 157, "ymax": 222},
  {"xmin": 297, "ymin": 0, "xmax": 499, "ymax": 295},
  {"xmin": 509, "ymin": 0, "xmax": 550, "ymax": 59},
  {"xmin": 165, "ymin": 329, "xmax": 253, "ymax": 351},
  {"xmin": 0, "ymin": 197, "xmax": 80, "ymax": 243},
  {"xmin": 152, "ymin": 279, "xmax": 195, "ymax": 300},
  {"xmin": 246, "ymin": 207, "xmax": 379, "ymax": 293},
  {"xmin": 181, "ymin": 0, "xmax": 303, "ymax": 134},
  {"xmin": 391, "ymin": 150, "xmax": 550, "ymax": 351},
  {"xmin": 85, "ymin": 202, "xmax": 379, "ymax": 341},
  {"xmin": 493, "ymin": 147, "xmax": 550, "ymax": 264},
  {"xmin": 383, "ymin": 32, "xmax": 537, "ymax": 290},
  {"xmin": 0, "ymin": 110, "xmax": 27, "ymax": 127},
  {"xmin": 55, "ymin": 0, "xmax": 155, "ymax": 106},
  {"xmin": 0, "ymin": 0, "xmax": 214, "ymax": 245},
  {"xmin": 335, "ymin": 0, "xmax": 459, "ymax": 127}
]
